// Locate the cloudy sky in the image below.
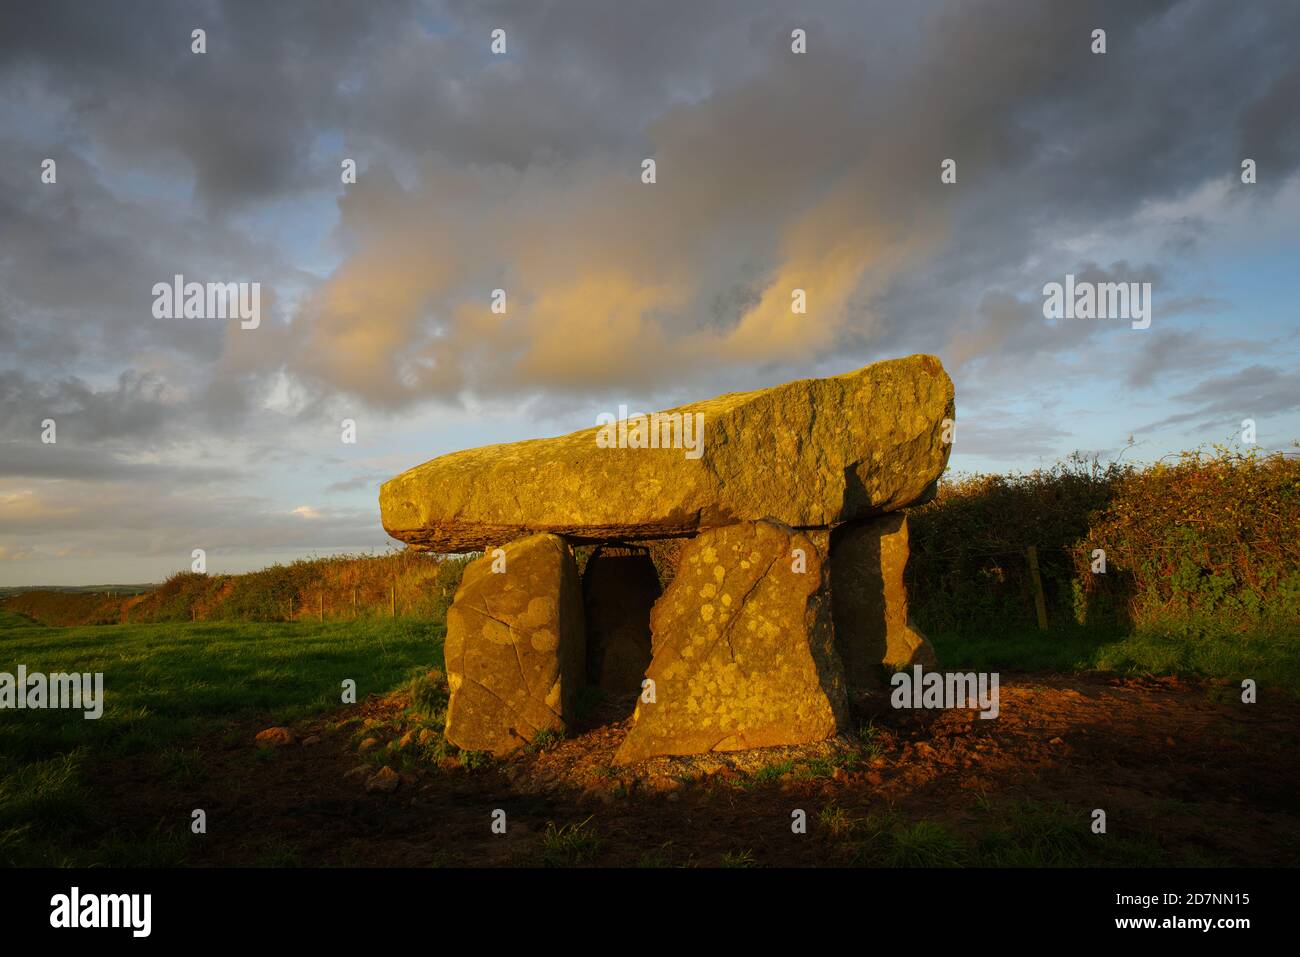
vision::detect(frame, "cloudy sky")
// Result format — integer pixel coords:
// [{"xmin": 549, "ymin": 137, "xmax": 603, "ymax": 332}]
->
[{"xmin": 1, "ymin": 0, "xmax": 1297, "ymax": 585}]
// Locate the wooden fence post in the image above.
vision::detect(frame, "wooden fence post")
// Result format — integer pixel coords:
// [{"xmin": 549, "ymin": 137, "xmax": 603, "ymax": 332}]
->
[
  {"xmin": 1026, "ymin": 545, "xmax": 1049, "ymax": 631},
  {"xmin": 319, "ymin": 592, "xmax": 324, "ymax": 622}
]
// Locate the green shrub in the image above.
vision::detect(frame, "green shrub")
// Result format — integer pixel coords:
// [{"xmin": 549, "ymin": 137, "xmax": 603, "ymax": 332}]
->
[{"xmin": 909, "ymin": 445, "xmax": 1299, "ymax": 644}]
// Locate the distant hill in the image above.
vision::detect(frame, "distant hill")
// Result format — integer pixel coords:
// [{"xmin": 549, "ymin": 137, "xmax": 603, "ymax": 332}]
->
[
  {"xmin": 0, "ymin": 551, "xmax": 472, "ymax": 626},
  {"xmin": 0, "ymin": 584, "xmax": 156, "ymax": 599}
]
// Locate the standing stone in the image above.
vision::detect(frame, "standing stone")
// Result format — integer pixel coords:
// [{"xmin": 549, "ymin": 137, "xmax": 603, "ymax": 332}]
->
[
  {"xmin": 831, "ymin": 513, "xmax": 937, "ymax": 688},
  {"xmin": 615, "ymin": 519, "xmax": 849, "ymax": 764},
  {"xmin": 583, "ymin": 544, "xmax": 661, "ymax": 697},
  {"xmin": 444, "ymin": 533, "xmax": 585, "ymax": 756}
]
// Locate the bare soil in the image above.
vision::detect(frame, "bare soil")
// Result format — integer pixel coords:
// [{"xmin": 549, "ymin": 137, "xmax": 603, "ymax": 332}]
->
[{"xmin": 88, "ymin": 673, "xmax": 1300, "ymax": 867}]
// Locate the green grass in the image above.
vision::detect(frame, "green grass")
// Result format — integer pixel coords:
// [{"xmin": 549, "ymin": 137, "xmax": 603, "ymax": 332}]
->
[
  {"xmin": 927, "ymin": 625, "xmax": 1113, "ymax": 674},
  {"xmin": 636, "ymin": 841, "xmax": 680, "ymax": 868},
  {"xmin": 817, "ymin": 803, "xmax": 854, "ymax": 837},
  {"xmin": 885, "ymin": 821, "xmax": 968, "ymax": 867},
  {"xmin": 540, "ymin": 817, "xmax": 601, "ymax": 867},
  {"xmin": 526, "ymin": 727, "xmax": 564, "ymax": 752},
  {"xmin": 928, "ymin": 614, "xmax": 1300, "ymax": 694},
  {"xmin": 746, "ymin": 759, "xmax": 795, "ymax": 787},
  {"xmin": 1091, "ymin": 615, "xmax": 1300, "ymax": 691},
  {"xmin": 0, "ymin": 610, "xmax": 444, "ymax": 866},
  {"xmin": 3, "ymin": 600, "xmax": 1289, "ymax": 868},
  {"xmin": 719, "ymin": 848, "xmax": 757, "ymax": 868},
  {"xmin": 827, "ymin": 800, "xmax": 1222, "ymax": 867},
  {"xmin": 405, "ymin": 669, "xmax": 450, "ymax": 722}
]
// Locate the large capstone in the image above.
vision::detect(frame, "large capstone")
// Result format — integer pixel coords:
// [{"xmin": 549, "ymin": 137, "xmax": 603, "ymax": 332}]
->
[
  {"xmin": 443, "ymin": 533, "xmax": 585, "ymax": 756},
  {"xmin": 830, "ymin": 513, "xmax": 937, "ymax": 688},
  {"xmin": 381, "ymin": 354, "xmax": 954, "ymax": 551},
  {"xmin": 582, "ymin": 543, "xmax": 661, "ymax": 697},
  {"xmin": 614, "ymin": 519, "xmax": 850, "ymax": 764}
]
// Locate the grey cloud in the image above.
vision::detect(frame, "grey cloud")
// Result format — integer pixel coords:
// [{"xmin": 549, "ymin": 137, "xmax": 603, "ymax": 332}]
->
[
  {"xmin": 1138, "ymin": 364, "xmax": 1300, "ymax": 433},
  {"xmin": 2, "ymin": 0, "xmax": 1299, "ymax": 582},
  {"xmin": 945, "ymin": 261, "xmax": 1167, "ymax": 375},
  {"xmin": 0, "ymin": 368, "xmax": 241, "ymax": 448},
  {"xmin": 0, "ymin": 440, "xmax": 239, "ymax": 483},
  {"xmin": 5, "ymin": 0, "xmax": 1299, "ymax": 415},
  {"xmin": 1123, "ymin": 328, "xmax": 1253, "ymax": 389},
  {"xmin": 1239, "ymin": 60, "xmax": 1300, "ymax": 176},
  {"xmin": 324, "ymin": 473, "xmax": 391, "ymax": 494},
  {"xmin": 0, "ymin": 0, "xmax": 418, "ymax": 213}
]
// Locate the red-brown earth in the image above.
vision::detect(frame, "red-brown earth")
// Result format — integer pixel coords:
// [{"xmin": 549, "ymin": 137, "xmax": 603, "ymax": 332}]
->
[{"xmin": 87, "ymin": 673, "xmax": 1300, "ymax": 867}]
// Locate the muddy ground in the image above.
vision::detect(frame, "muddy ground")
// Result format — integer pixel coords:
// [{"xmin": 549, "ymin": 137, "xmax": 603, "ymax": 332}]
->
[{"xmin": 89, "ymin": 673, "xmax": 1300, "ymax": 867}]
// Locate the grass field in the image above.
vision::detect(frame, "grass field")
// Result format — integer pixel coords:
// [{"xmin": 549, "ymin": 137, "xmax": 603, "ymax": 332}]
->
[
  {"xmin": 2, "ymin": 603, "xmax": 1296, "ymax": 868},
  {"xmin": 0, "ymin": 610, "xmax": 444, "ymax": 866},
  {"xmin": 926, "ymin": 615, "xmax": 1300, "ymax": 693}
]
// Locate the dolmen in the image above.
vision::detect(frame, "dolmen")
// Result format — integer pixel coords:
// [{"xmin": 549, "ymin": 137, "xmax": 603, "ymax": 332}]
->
[{"xmin": 380, "ymin": 354, "xmax": 954, "ymax": 762}]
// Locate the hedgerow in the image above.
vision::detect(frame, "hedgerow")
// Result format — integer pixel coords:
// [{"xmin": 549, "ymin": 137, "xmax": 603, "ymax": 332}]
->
[{"xmin": 908, "ymin": 445, "xmax": 1299, "ymax": 640}]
